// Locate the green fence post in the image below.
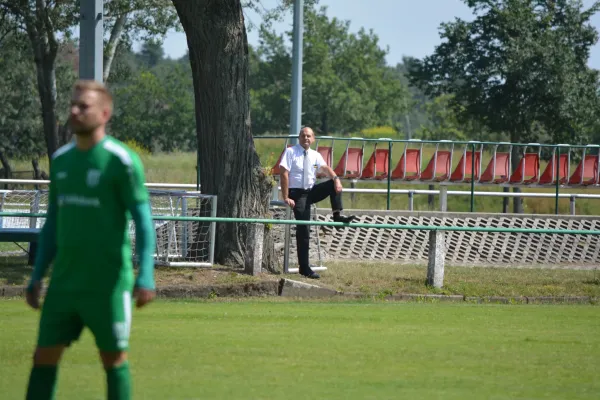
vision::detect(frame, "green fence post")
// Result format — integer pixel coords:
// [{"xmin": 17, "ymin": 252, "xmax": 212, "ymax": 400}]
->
[
  {"xmin": 196, "ymin": 147, "xmax": 201, "ymax": 192},
  {"xmin": 470, "ymin": 143, "xmax": 476, "ymax": 212},
  {"xmin": 555, "ymin": 146, "xmax": 560, "ymax": 215},
  {"xmin": 387, "ymin": 140, "xmax": 392, "ymax": 210}
]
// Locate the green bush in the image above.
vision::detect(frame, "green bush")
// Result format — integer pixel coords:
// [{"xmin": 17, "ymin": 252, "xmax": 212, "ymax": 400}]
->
[
  {"xmin": 359, "ymin": 126, "xmax": 398, "ymax": 139},
  {"xmin": 123, "ymin": 139, "xmax": 151, "ymax": 156}
]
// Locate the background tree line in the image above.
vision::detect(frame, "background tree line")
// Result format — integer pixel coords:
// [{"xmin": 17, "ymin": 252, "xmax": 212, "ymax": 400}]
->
[
  {"xmin": 1, "ymin": 0, "xmax": 600, "ymax": 267},
  {"xmin": 2, "ymin": 0, "xmax": 600, "ymax": 173}
]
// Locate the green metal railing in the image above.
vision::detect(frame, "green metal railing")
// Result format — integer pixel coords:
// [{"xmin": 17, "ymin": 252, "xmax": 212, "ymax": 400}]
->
[
  {"xmin": 1, "ymin": 212, "xmax": 600, "ymax": 235},
  {"xmin": 257, "ymin": 135, "xmax": 599, "ymax": 214}
]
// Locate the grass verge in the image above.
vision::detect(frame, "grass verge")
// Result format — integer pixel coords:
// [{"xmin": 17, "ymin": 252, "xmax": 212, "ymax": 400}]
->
[
  {"xmin": 295, "ymin": 261, "xmax": 600, "ymax": 298},
  {"xmin": 2, "ymin": 255, "xmax": 599, "ymax": 299}
]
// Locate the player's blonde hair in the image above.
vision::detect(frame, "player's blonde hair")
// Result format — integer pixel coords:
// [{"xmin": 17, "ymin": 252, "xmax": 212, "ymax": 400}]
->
[{"xmin": 73, "ymin": 80, "xmax": 114, "ymax": 113}]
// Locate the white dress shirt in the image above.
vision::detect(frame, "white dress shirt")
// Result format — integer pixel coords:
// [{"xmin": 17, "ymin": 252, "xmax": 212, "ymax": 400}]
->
[{"xmin": 279, "ymin": 144, "xmax": 327, "ymax": 189}]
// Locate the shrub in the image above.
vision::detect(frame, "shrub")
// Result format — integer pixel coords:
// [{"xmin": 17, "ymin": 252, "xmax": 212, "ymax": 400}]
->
[
  {"xmin": 123, "ymin": 139, "xmax": 151, "ymax": 156},
  {"xmin": 359, "ymin": 126, "xmax": 398, "ymax": 139}
]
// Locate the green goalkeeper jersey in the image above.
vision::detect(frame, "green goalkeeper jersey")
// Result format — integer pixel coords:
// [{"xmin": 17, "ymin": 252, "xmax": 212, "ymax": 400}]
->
[{"xmin": 46, "ymin": 136, "xmax": 150, "ymax": 293}]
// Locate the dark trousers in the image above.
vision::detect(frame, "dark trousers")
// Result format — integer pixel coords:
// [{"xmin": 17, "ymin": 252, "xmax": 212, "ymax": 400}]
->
[{"xmin": 288, "ymin": 179, "xmax": 343, "ymax": 272}]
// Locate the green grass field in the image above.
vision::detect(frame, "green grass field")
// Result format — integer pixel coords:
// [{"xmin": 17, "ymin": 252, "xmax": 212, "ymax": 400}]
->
[
  {"xmin": 1, "ymin": 299, "xmax": 599, "ymax": 399},
  {"xmin": 8, "ymin": 137, "xmax": 600, "ymax": 215}
]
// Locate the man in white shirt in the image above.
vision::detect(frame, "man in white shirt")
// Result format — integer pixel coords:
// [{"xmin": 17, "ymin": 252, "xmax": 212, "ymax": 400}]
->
[{"xmin": 279, "ymin": 127, "xmax": 356, "ymax": 279}]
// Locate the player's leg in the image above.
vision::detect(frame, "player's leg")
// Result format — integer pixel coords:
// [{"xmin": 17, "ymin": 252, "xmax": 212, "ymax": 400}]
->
[
  {"xmin": 309, "ymin": 179, "xmax": 355, "ymax": 223},
  {"xmin": 100, "ymin": 351, "xmax": 130, "ymax": 400},
  {"xmin": 81, "ymin": 290, "xmax": 133, "ymax": 400},
  {"xmin": 26, "ymin": 346, "xmax": 65, "ymax": 400},
  {"xmin": 290, "ymin": 190, "xmax": 310, "ymax": 268},
  {"xmin": 289, "ymin": 190, "xmax": 315, "ymax": 276},
  {"xmin": 307, "ymin": 180, "xmax": 335, "ymax": 205},
  {"xmin": 26, "ymin": 293, "xmax": 83, "ymax": 400}
]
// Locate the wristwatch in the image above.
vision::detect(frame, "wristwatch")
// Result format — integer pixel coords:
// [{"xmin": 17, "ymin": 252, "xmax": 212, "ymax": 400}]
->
[{"xmin": 333, "ymin": 176, "xmax": 340, "ymax": 180}]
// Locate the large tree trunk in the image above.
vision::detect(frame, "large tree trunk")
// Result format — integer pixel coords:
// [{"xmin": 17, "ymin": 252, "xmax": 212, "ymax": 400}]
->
[
  {"xmin": 510, "ymin": 131, "xmax": 524, "ymax": 214},
  {"xmin": 22, "ymin": 4, "xmax": 60, "ymax": 164},
  {"xmin": 103, "ymin": 14, "xmax": 128, "ymax": 83},
  {"xmin": 34, "ymin": 59, "xmax": 59, "ymax": 162},
  {"xmin": 172, "ymin": 0, "xmax": 275, "ymax": 268},
  {"xmin": 321, "ymin": 110, "xmax": 328, "ymax": 135},
  {"xmin": 0, "ymin": 149, "xmax": 12, "ymax": 190}
]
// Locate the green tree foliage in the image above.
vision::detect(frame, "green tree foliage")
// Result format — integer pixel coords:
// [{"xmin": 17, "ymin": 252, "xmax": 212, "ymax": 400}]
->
[
  {"xmin": 137, "ymin": 38, "xmax": 165, "ymax": 68},
  {"xmin": 408, "ymin": 0, "xmax": 600, "ymax": 146},
  {"xmin": 249, "ymin": 5, "xmax": 408, "ymax": 135},
  {"xmin": 0, "ymin": 0, "xmax": 181, "ymax": 161},
  {"xmin": 0, "ymin": 31, "xmax": 43, "ymax": 173},
  {"xmin": 391, "ymin": 57, "xmax": 433, "ymax": 139},
  {"xmin": 109, "ymin": 54, "xmax": 196, "ymax": 152},
  {"xmin": 0, "ymin": 29, "xmax": 76, "ymax": 178},
  {"xmin": 416, "ymin": 94, "xmax": 469, "ymax": 141}
]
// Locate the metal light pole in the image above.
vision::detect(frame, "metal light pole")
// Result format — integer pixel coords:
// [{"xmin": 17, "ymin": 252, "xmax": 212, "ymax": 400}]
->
[
  {"xmin": 79, "ymin": 0, "xmax": 103, "ymax": 82},
  {"xmin": 289, "ymin": 0, "xmax": 304, "ymax": 144}
]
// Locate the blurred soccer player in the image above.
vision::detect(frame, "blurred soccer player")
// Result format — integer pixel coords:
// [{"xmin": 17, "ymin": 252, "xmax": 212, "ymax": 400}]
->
[{"xmin": 24, "ymin": 80, "xmax": 156, "ymax": 400}]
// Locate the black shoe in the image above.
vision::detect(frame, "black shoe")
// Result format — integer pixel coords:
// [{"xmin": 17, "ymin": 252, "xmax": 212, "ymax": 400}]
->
[
  {"xmin": 333, "ymin": 214, "xmax": 357, "ymax": 224},
  {"xmin": 300, "ymin": 267, "xmax": 320, "ymax": 279}
]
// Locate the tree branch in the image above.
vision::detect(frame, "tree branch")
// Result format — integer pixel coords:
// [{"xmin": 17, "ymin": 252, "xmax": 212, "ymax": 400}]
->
[
  {"xmin": 36, "ymin": 0, "xmax": 57, "ymax": 58},
  {"xmin": 104, "ymin": 13, "xmax": 128, "ymax": 81}
]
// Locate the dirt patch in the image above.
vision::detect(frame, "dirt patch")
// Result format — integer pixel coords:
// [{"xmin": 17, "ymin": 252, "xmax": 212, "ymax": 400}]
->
[
  {"xmin": 157, "ymin": 281, "xmax": 280, "ymax": 299},
  {"xmin": 154, "ymin": 266, "xmax": 280, "ymax": 286}
]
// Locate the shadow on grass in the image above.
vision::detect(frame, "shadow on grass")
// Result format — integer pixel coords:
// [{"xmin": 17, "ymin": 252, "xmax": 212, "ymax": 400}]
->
[{"xmin": 583, "ymin": 278, "xmax": 600, "ymax": 286}]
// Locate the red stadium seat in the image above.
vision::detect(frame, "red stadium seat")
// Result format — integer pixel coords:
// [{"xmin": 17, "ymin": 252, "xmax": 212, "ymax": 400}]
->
[
  {"xmin": 391, "ymin": 149, "xmax": 421, "ymax": 180},
  {"xmin": 420, "ymin": 151, "xmax": 452, "ymax": 182},
  {"xmin": 539, "ymin": 154, "xmax": 569, "ymax": 185},
  {"xmin": 316, "ymin": 146, "xmax": 333, "ymax": 167},
  {"xmin": 450, "ymin": 151, "xmax": 481, "ymax": 182},
  {"xmin": 480, "ymin": 152, "xmax": 510, "ymax": 183},
  {"xmin": 568, "ymin": 155, "xmax": 599, "ymax": 185},
  {"xmin": 509, "ymin": 153, "xmax": 540, "ymax": 184},
  {"xmin": 361, "ymin": 149, "xmax": 390, "ymax": 180},
  {"xmin": 270, "ymin": 145, "xmax": 292, "ymax": 175},
  {"xmin": 333, "ymin": 147, "xmax": 364, "ymax": 179}
]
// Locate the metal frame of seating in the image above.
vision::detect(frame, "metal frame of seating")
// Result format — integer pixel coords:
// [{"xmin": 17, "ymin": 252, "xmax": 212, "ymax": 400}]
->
[
  {"xmin": 479, "ymin": 142, "xmax": 512, "ymax": 184},
  {"xmin": 315, "ymin": 135, "xmax": 335, "ymax": 167},
  {"xmin": 333, "ymin": 137, "xmax": 365, "ymax": 180},
  {"xmin": 539, "ymin": 144, "xmax": 571, "ymax": 185},
  {"xmin": 508, "ymin": 143, "xmax": 541, "ymax": 185},
  {"xmin": 568, "ymin": 144, "xmax": 600, "ymax": 186},
  {"xmin": 270, "ymin": 135, "xmax": 296, "ymax": 176},
  {"xmin": 362, "ymin": 138, "xmax": 392, "ymax": 180},
  {"xmin": 391, "ymin": 139, "xmax": 423, "ymax": 181},
  {"xmin": 264, "ymin": 135, "xmax": 599, "ymax": 190},
  {"xmin": 449, "ymin": 141, "xmax": 484, "ymax": 183},
  {"xmin": 420, "ymin": 140, "xmax": 454, "ymax": 182}
]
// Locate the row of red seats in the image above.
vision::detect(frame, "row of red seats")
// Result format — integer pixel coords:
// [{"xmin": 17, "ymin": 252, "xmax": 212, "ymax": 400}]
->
[{"xmin": 271, "ymin": 143, "xmax": 600, "ymax": 186}]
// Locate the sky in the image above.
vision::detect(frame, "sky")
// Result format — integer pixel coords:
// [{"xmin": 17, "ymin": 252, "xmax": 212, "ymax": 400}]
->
[{"xmin": 153, "ymin": 0, "xmax": 600, "ymax": 69}]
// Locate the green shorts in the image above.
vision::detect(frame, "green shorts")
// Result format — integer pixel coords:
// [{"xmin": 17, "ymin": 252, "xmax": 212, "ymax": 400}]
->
[{"xmin": 36, "ymin": 289, "xmax": 133, "ymax": 352}]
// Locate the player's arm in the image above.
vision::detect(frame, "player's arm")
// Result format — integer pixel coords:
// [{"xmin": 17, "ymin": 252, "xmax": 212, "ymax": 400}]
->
[
  {"xmin": 26, "ymin": 177, "xmax": 58, "ymax": 309},
  {"xmin": 317, "ymin": 154, "xmax": 342, "ymax": 192},
  {"xmin": 318, "ymin": 165, "xmax": 340, "ymax": 180},
  {"xmin": 129, "ymin": 202, "xmax": 155, "ymax": 290},
  {"xmin": 119, "ymin": 154, "xmax": 156, "ymax": 294},
  {"xmin": 279, "ymin": 149, "xmax": 294, "ymax": 207},
  {"xmin": 28, "ymin": 181, "xmax": 58, "ymax": 288}
]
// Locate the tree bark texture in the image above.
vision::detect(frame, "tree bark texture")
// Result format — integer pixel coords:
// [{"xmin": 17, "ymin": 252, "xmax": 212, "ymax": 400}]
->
[
  {"xmin": 172, "ymin": 0, "xmax": 275, "ymax": 268},
  {"xmin": 22, "ymin": 2, "xmax": 60, "ymax": 164},
  {"xmin": 510, "ymin": 134, "xmax": 524, "ymax": 214},
  {"xmin": 34, "ymin": 58, "xmax": 59, "ymax": 161},
  {"xmin": 104, "ymin": 14, "xmax": 128, "ymax": 82},
  {"xmin": 0, "ymin": 150, "xmax": 12, "ymax": 189}
]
